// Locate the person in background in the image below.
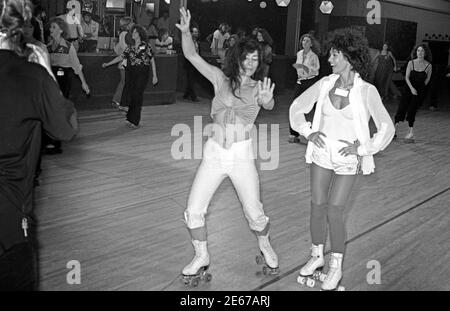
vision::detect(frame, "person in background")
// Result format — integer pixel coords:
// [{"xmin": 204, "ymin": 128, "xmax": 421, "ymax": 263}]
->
[
  {"xmin": 394, "ymin": 44, "xmax": 432, "ymax": 142},
  {"xmin": 288, "ymin": 33, "xmax": 320, "ymax": 144},
  {"xmin": 45, "ymin": 17, "xmax": 89, "ymax": 154},
  {"xmin": 256, "ymin": 28, "xmax": 273, "ymax": 78},
  {"xmin": 155, "ymin": 27, "xmax": 173, "ymax": 54},
  {"xmin": 183, "ymin": 24, "xmax": 201, "ymax": 102},
  {"xmin": 146, "ymin": 17, "xmax": 159, "ymax": 50},
  {"xmin": 33, "ymin": 5, "xmax": 46, "ymax": 43},
  {"xmin": 58, "ymin": 2, "xmax": 84, "ymax": 52},
  {"xmin": 290, "ymin": 28, "xmax": 394, "ymax": 291},
  {"xmin": 251, "ymin": 26, "xmax": 260, "ymax": 39},
  {"xmin": 210, "ymin": 22, "xmax": 230, "ymax": 57},
  {"xmin": 102, "ymin": 25, "xmax": 158, "ymax": 129},
  {"xmin": 80, "ymin": 11, "xmax": 99, "ymax": 53},
  {"xmin": 0, "ymin": 0, "xmax": 78, "ymax": 290},
  {"xmin": 112, "ymin": 16, "xmax": 134, "ymax": 112},
  {"xmin": 373, "ymin": 42, "xmax": 400, "ymax": 100},
  {"xmin": 157, "ymin": 11, "xmax": 169, "ymax": 32}
]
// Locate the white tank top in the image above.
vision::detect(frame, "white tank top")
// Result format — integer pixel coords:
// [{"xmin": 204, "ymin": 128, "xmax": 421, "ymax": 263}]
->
[{"xmin": 320, "ymin": 95, "xmax": 357, "ymax": 142}]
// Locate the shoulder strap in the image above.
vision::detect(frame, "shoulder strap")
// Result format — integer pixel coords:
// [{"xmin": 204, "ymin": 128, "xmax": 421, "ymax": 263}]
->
[{"xmin": 424, "ymin": 63, "xmax": 431, "ymax": 70}]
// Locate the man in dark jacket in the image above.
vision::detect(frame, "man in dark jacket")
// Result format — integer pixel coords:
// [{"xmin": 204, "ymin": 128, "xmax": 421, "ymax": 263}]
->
[{"xmin": 0, "ymin": 43, "xmax": 78, "ymax": 290}]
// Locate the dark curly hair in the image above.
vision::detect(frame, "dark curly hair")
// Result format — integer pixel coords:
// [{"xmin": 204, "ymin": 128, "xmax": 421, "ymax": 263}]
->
[
  {"xmin": 327, "ymin": 28, "xmax": 370, "ymax": 79},
  {"xmin": 256, "ymin": 28, "xmax": 273, "ymax": 46},
  {"xmin": 410, "ymin": 43, "xmax": 432, "ymax": 62},
  {"xmin": 131, "ymin": 24, "xmax": 148, "ymax": 42},
  {"xmin": 0, "ymin": 0, "xmax": 34, "ymax": 56},
  {"xmin": 223, "ymin": 38, "xmax": 264, "ymax": 98}
]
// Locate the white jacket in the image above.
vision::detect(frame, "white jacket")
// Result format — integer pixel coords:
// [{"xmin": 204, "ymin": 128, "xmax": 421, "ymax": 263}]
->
[{"xmin": 289, "ymin": 73, "xmax": 395, "ymax": 175}]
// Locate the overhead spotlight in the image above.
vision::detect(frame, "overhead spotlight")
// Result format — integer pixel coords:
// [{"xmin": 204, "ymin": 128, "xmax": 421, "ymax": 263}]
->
[
  {"xmin": 320, "ymin": 1, "xmax": 334, "ymax": 14},
  {"xmin": 260, "ymin": 1, "xmax": 267, "ymax": 8},
  {"xmin": 165, "ymin": 0, "xmax": 170, "ymax": 4},
  {"xmin": 276, "ymin": 0, "xmax": 290, "ymax": 6}
]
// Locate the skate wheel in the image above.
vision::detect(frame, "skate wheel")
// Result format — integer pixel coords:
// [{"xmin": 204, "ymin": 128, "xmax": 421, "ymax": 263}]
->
[
  {"xmin": 205, "ymin": 273, "xmax": 212, "ymax": 282},
  {"xmin": 255, "ymin": 255, "xmax": 264, "ymax": 265},
  {"xmin": 191, "ymin": 278, "xmax": 199, "ymax": 287},
  {"xmin": 338, "ymin": 286, "xmax": 345, "ymax": 291},
  {"xmin": 262, "ymin": 266, "xmax": 268, "ymax": 275},
  {"xmin": 306, "ymin": 278, "xmax": 315, "ymax": 288},
  {"xmin": 319, "ymin": 273, "xmax": 326, "ymax": 282},
  {"xmin": 297, "ymin": 276, "xmax": 306, "ymax": 285}
]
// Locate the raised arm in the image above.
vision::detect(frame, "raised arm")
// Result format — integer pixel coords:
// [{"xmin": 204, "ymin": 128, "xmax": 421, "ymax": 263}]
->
[{"xmin": 176, "ymin": 8, "xmax": 224, "ymax": 91}]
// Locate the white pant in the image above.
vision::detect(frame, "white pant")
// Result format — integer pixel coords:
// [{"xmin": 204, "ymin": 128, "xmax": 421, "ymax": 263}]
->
[{"xmin": 184, "ymin": 139, "xmax": 269, "ymax": 232}]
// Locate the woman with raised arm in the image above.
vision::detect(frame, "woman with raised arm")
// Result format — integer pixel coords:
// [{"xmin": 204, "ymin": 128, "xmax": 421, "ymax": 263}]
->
[
  {"xmin": 290, "ymin": 28, "xmax": 395, "ymax": 291},
  {"xmin": 176, "ymin": 8, "xmax": 279, "ymax": 286}
]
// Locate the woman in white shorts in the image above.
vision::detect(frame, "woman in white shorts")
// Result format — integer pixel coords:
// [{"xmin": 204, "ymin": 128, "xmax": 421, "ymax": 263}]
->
[{"xmin": 290, "ymin": 28, "xmax": 395, "ymax": 290}]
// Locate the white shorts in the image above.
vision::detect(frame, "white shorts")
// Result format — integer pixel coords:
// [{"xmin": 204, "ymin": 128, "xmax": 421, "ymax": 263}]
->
[{"xmin": 311, "ymin": 137, "xmax": 360, "ymax": 175}]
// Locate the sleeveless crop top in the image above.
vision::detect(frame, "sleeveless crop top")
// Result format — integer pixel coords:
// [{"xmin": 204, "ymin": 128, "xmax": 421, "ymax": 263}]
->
[{"xmin": 210, "ymin": 76, "xmax": 261, "ymax": 127}]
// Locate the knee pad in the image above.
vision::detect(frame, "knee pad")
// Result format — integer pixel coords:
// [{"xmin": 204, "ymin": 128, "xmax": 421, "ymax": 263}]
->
[{"xmin": 184, "ymin": 210, "xmax": 206, "ymax": 229}]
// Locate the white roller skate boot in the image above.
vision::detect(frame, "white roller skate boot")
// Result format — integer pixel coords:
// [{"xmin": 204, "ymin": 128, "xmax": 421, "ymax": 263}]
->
[
  {"xmin": 297, "ymin": 244, "xmax": 325, "ymax": 286},
  {"xmin": 256, "ymin": 234, "xmax": 279, "ymax": 275},
  {"xmin": 404, "ymin": 128, "xmax": 415, "ymax": 143},
  {"xmin": 321, "ymin": 252, "xmax": 344, "ymax": 291},
  {"xmin": 181, "ymin": 240, "xmax": 211, "ymax": 287}
]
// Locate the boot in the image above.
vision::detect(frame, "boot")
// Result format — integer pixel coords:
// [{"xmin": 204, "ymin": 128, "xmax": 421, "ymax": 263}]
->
[
  {"xmin": 257, "ymin": 234, "xmax": 279, "ymax": 270},
  {"xmin": 321, "ymin": 252, "xmax": 343, "ymax": 291},
  {"xmin": 404, "ymin": 127, "xmax": 415, "ymax": 143},
  {"xmin": 182, "ymin": 240, "xmax": 210, "ymax": 276},
  {"xmin": 299, "ymin": 244, "xmax": 325, "ymax": 276}
]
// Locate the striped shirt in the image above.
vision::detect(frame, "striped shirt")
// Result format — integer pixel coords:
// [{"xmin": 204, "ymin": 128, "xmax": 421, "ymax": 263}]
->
[
  {"xmin": 155, "ymin": 37, "xmax": 173, "ymax": 53},
  {"xmin": 211, "ymin": 74, "xmax": 261, "ymax": 127}
]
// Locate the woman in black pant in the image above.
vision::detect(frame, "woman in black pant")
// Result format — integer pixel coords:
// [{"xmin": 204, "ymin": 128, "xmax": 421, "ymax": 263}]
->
[
  {"xmin": 394, "ymin": 44, "xmax": 432, "ymax": 142},
  {"xmin": 103, "ymin": 25, "xmax": 158, "ymax": 129},
  {"xmin": 288, "ymin": 33, "xmax": 320, "ymax": 144}
]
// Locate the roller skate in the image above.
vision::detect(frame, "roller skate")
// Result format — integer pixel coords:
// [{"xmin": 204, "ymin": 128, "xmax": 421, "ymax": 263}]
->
[
  {"xmin": 321, "ymin": 253, "xmax": 345, "ymax": 291},
  {"xmin": 297, "ymin": 244, "xmax": 325, "ymax": 288},
  {"xmin": 181, "ymin": 240, "xmax": 212, "ymax": 287},
  {"xmin": 404, "ymin": 129, "xmax": 415, "ymax": 144},
  {"xmin": 255, "ymin": 235, "xmax": 280, "ymax": 276}
]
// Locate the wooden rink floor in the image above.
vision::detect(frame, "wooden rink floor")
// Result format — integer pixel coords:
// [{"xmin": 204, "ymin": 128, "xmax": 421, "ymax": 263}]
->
[{"xmin": 34, "ymin": 93, "xmax": 450, "ymax": 291}]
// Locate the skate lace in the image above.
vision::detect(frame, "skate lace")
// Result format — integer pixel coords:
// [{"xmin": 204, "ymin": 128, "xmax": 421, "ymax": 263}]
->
[
  {"xmin": 259, "ymin": 238, "xmax": 277, "ymax": 264},
  {"xmin": 305, "ymin": 255, "xmax": 319, "ymax": 270},
  {"xmin": 325, "ymin": 266, "xmax": 337, "ymax": 282}
]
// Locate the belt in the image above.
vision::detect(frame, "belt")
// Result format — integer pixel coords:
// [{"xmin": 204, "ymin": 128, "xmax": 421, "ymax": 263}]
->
[{"xmin": 67, "ymin": 38, "xmax": 79, "ymax": 42}]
